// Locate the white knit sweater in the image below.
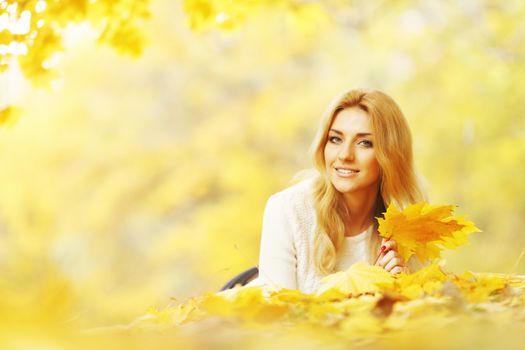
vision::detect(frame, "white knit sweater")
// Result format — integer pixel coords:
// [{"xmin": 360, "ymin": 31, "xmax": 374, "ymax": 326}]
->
[{"xmin": 246, "ymin": 177, "xmax": 422, "ymax": 294}]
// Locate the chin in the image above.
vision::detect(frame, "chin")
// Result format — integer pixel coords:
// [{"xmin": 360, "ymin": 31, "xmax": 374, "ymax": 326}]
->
[
  {"xmin": 331, "ymin": 178, "xmax": 356, "ymax": 193},
  {"xmin": 334, "ymin": 185, "xmax": 357, "ymax": 194}
]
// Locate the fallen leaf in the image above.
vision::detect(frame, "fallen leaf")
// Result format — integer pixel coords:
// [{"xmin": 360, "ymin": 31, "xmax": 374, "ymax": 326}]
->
[{"xmin": 316, "ymin": 262, "xmax": 394, "ymax": 298}]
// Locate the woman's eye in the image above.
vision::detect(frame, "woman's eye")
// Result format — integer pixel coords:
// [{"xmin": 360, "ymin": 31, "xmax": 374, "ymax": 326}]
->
[
  {"xmin": 328, "ymin": 136, "xmax": 342, "ymax": 143},
  {"xmin": 358, "ymin": 139, "xmax": 373, "ymax": 147}
]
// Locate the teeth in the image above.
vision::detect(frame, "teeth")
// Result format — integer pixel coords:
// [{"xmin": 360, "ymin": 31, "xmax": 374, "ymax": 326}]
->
[{"xmin": 336, "ymin": 168, "xmax": 358, "ymax": 174}]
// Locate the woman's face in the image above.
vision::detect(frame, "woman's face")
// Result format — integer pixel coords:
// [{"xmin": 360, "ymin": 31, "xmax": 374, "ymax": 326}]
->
[{"xmin": 323, "ymin": 107, "xmax": 381, "ymax": 196}]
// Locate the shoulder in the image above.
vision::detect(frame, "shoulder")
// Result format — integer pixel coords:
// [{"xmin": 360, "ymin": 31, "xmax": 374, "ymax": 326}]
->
[
  {"xmin": 265, "ymin": 177, "xmax": 317, "ymax": 225},
  {"xmin": 269, "ymin": 177, "xmax": 317, "ymax": 206}
]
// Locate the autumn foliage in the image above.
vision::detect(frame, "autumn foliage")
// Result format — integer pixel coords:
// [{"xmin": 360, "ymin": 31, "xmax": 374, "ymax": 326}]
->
[{"xmin": 1, "ymin": 0, "xmax": 525, "ymax": 349}]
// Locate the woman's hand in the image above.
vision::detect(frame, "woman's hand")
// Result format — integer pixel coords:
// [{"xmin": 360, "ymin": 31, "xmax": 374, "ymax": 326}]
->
[{"xmin": 375, "ymin": 238, "xmax": 409, "ymax": 275}]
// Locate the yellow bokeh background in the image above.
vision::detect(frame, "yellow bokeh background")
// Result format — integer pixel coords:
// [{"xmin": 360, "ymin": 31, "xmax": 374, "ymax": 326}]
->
[{"xmin": 1, "ymin": 0, "xmax": 524, "ymax": 343}]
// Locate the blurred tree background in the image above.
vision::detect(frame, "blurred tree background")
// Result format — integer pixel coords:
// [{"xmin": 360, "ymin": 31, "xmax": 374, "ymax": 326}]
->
[{"xmin": 1, "ymin": 0, "xmax": 524, "ymax": 330}]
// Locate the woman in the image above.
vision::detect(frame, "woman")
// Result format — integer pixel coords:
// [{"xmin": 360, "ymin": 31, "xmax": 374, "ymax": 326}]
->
[{"xmin": 248, "ymin": 88, "xmax": 427, "ymax": 294}]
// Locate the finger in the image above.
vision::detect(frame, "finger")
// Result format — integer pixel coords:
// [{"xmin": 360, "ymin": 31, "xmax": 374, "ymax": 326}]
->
[
  {"xmin": 377, "ymin": 238, "xmax": 391, "ymax": 258},
  {"xmin": 382, "ymin": 239, "xmax": 397, "ymax": 252},
  {"xmin": 375, "ymin": 244, "xmax": 387, "ymax": 259},
  {"xmin": 380, "ymin": 237, "xmax": 392, "ymax": 246},
  {"xmin": 384, "ymin": 258, "xmax": 404, "ymax": 272},
  {"xmin": 374, "ymin": 240, "xmax": 389, "ymax": 265},
  {"xmin": 374, "ymin": 250, "xmax": 386, "ymax": 266},
  {"xmin": 378, "ymin": 250, "xmax": 395, "ymax": 268},
  {"xmin": 390, "ymin": 266, "xmax": 405, "ymax": 275}
]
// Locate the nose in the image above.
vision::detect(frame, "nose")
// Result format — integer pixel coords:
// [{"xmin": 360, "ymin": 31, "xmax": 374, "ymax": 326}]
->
[{"xmin": 337, "ymin": 144, "xmax": 355, "ymax": 161}]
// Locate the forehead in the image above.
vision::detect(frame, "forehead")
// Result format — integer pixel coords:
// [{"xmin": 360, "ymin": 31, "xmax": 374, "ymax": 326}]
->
[{"xmin": 329, "ymin": 107, "xmax": 372, "ymax": 134}]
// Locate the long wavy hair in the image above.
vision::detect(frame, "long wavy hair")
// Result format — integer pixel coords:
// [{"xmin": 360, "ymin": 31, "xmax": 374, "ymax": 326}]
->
[{"xmin": 307, "ymin": 88, "xmax": 426, "ymax": 275}]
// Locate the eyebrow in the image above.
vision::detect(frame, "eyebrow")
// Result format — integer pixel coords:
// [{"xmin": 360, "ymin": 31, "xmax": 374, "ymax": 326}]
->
[{"xmin": 329, "ymin": 129, "xmax": 373, "ymax": 137}]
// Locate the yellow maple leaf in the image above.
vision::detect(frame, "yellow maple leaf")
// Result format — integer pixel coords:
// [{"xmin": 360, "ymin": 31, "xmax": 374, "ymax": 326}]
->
[
  {"xmin": 269, "ymin": 288, "xmax": 313, "ymax": 304},
  {"xmin": 146, "ymin": 298, "xmax": 204, "ymax": 326},
  {"xmin": 377, "ymin": 203, "xmax": 481, "ymax": 262},
  {"xmin": 451, "ymin": 272, "xmax": 507, "ymax": 303},
  {"xmin": 200, "ymin": 286, "xmax": 289, "ymax": 323},
  {"xmin": 393, "ymin": 263, "xmax": 450, "ymax": 299},
  {"xmin": 316, "ymin": 262, "xmax": 394, "ymax": 299}
]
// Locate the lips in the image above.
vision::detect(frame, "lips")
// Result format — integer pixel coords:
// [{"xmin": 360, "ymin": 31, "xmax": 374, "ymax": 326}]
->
[{"xmin": 335, "ymin": 167, "xmax": 359, "ymax": 177}]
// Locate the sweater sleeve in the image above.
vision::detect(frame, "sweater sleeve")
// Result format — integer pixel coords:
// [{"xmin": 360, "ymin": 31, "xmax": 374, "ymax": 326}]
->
[{"xmin": 256, "ymin": 193, "xmax": 298, "ymax": 290}]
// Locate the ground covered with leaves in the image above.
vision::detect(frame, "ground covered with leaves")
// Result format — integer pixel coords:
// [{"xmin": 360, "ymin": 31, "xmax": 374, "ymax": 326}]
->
[{"xmin": 102, "ymin": 263, "xmax": 522, "ymax": 350}]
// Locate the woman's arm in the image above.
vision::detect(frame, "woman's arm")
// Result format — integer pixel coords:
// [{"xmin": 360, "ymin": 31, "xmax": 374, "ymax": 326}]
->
[{"xmin": 256, "ymin": 193, "xmax": 298, "ymax": 290}]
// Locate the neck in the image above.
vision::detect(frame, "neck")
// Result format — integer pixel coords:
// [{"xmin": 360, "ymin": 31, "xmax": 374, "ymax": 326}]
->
[{"xmin": 342, "ymin": 186, "xmax": 379, "ymax": 237}]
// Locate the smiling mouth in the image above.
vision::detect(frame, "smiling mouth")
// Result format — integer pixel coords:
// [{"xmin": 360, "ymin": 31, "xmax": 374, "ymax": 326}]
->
[{"xmin": 335, "ymin": 168, "xmax": 359, "ymax": 176}]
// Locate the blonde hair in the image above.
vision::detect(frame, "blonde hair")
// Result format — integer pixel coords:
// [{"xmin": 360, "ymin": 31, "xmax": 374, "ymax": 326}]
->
[{"xmin": 306, "ymin": 88, "xmax": 426, "ymax": 275}]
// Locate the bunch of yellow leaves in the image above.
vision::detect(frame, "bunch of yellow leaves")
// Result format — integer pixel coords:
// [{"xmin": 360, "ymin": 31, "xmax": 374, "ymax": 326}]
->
[{"xmin": 377, "ymin": 203, "xmax": 481, "ymax": 262}]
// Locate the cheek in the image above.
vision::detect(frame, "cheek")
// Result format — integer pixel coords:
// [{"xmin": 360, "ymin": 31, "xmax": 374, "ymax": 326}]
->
[
  {"xmin": 323, "ymin": 144, "xmax": 334, "ymax": 166},
  {"xmin": 363, "ymin": 153, "xmax": 380, "ymax": 174}
]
